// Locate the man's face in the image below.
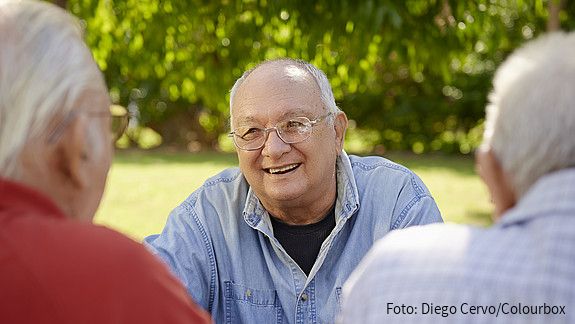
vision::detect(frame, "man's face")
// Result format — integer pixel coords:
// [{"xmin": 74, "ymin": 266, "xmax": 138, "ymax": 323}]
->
[{"xmin": 232, "ymin": 63, "xmax": 345, "ymax": 213}]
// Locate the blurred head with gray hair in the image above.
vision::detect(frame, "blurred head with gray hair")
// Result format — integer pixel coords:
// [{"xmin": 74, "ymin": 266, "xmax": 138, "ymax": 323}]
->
[
  {"xmin": 0, "ymin": 0, "xmax": 113, "ymax": 221},
  {"xmin": 477, "ymin": 31, "xmax": 575, "ymax": 218}
]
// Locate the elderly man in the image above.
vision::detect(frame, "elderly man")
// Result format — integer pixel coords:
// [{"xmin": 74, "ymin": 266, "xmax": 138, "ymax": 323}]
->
[
  {"xmin": 0, "ymin": 1, "xmax": 210, "ymax": 323},
  {"xmin": 339, "ymin": 32, "xmax": 575, "ymax": 323},
  {"xmin": 145, "ymin": 58, "xmax": 442, "ymax": 323}
]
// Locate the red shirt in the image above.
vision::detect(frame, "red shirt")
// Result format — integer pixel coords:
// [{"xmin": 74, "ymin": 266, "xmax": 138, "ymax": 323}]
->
[{"xmin": 0, "ymin": 179, "xmax": 211, "ymax": 324}]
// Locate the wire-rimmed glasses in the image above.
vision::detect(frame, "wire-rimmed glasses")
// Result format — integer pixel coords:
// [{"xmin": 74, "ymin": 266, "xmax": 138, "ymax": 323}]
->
[
  {"xmin": 229, "ymin": 112, "xmax": 333, "ymax": 151},
  {"xmin": 47, "ymin": 105, "xmax": 130, "ymax": 144}
]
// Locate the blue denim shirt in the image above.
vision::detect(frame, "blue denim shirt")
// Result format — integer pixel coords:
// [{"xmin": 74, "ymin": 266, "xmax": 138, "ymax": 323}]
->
[{"xmin": 145, "ymin": 152, "xmax": 442, "ymax": 324}]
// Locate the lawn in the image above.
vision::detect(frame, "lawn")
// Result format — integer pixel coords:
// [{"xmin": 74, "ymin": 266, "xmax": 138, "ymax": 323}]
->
[{"xmin": 95, "ymin": 150, "xmax": 493, "ymax": 241}]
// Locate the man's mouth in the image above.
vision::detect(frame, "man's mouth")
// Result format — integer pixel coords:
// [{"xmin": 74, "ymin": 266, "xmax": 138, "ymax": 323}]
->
[{"xmin": 265, "ymin": 163, "xmax": 301, "ymax": 175}]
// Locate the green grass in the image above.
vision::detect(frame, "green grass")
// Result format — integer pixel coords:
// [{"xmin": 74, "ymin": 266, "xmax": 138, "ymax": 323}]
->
[
  {"xmin": 95, "ymin": 151, "xmax": 492, "ymax": 241},
  {"xmin": 388, "ymin": 152, "xmax": 492, "ymax": 226}
]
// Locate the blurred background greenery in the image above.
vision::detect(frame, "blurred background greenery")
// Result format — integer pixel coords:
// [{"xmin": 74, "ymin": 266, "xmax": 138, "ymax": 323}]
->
[
  {"xmin": 46, "ymin": 0, "xmax": 573, "ymax": 239},
  {"xmin": 51, "ymin": 0, "xmax": 574, "ymax": 154}
]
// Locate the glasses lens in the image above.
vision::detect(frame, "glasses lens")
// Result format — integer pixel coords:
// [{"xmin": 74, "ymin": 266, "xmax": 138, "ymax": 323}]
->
[
  {"xmin": 233, "ymin": 127, "xmax": 265, "ymax": 150},
  {"xmin": 278, "ymin": 118, "xmax": 311, "ymax": 143},
  {"xmin": 110, "ymin": 105, "xmax": 129, "ymax": 140}
]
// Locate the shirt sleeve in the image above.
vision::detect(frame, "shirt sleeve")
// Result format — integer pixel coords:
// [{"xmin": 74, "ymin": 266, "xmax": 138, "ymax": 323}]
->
[
  {"xmin": 0, "ymin": 220, "xmax": 212, "ymax": 324},
  {"xmin": 390, "ymin": 173, "xmax": 443, "ymax": 230},
  {"xmin": 109, "ymin": 232, "xmax": 213, "ymax": 324},
  {"xmin": 144, "ymin": 199, "xmax": 215, "ymax": 312}
]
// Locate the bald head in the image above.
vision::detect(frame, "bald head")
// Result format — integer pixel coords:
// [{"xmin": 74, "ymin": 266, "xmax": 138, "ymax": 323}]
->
[{"xmin": 229, "ymin": 59, "xmax": 340, "ymax": 123}]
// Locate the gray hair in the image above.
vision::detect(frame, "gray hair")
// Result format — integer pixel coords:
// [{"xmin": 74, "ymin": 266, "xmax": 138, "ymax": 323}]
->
[
  {"xmin": 483, "ymin": 31, "xmax": 575, "ymax": 197},
  {"xmin": 0, "ymin": 0, "xmax": 105, "ymax": 178},
  {"xmin": 229, "ymin": 58, "xmax": 341, "ymax": 122}
]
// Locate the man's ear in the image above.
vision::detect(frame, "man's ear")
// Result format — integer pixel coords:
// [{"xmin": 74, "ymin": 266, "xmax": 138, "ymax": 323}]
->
[
  {"xmin": 475, "ymin": 147, "xmax": 517, "ymax": 220},
  {"xmin": 333, "ymin": 112, "xmax": 348, "ymax": 154},
  {"xmin": 55, "ymin": 114, "xmax": 90, "ymax": 190}
]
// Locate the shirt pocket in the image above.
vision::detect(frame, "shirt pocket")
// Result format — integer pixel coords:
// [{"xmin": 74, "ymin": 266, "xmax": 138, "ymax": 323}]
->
[{"xmin": 224, "ymin": 281, "xmax": 283, "ymax": 324}]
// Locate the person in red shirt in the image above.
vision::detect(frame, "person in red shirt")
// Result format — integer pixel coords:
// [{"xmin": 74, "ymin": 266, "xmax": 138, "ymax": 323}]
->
[{"xmin": 0, "ymin": 1, "xmax": 210, "ymax": 323}]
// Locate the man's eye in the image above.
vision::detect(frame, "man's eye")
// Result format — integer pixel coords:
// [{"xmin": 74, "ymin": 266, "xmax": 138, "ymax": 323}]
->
[
  {"xmin": 284, "ymin": 120, "xmax": 307, "ymax": 133},
  {"xmin": 239, "ymin": 128, "xmax": 261, "ymax": 140}
]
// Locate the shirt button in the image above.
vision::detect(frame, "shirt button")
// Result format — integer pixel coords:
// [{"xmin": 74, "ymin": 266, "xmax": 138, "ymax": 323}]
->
[{"xmin": 301, "ymin": 293, "xmax": 308, "ymax": 301}]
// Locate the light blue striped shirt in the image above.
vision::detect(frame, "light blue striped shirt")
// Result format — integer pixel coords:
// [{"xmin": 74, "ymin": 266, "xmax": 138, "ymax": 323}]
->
[{"xmin": 340, "ymin": 168, "xmax": 575, "ymax": 324}]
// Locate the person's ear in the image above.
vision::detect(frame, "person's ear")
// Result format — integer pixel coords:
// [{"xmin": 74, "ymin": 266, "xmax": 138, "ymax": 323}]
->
[
  {"xmin": 55, "ymin": 114, "xmax": 91, "ymax": 190},
  {"xmin": 475, "ymin": 147, "xmax": 517, "ymax": 220},
  {"xmin": 333, "ymin": 111, "xmax": 348, "ymax": 154}
]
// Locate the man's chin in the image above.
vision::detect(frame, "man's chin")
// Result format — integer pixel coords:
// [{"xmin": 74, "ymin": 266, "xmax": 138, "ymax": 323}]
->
[{"xmin": 260, "ymin": 188, "xmax": 306, "ymax": 205}]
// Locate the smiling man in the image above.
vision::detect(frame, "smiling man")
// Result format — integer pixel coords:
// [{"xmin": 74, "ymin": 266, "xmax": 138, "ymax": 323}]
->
[{"xmin": 145, "ymin": 58, "xmax": 442, "ymax": 323}]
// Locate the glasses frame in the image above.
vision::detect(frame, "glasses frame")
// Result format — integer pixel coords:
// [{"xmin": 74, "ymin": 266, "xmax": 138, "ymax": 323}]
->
[
  {"xmin": 229, "ymin": 112, "xmax": 333, "ymax": 151},
  {"xmin": 46, "ymin": 106, "xmax": 130, "ymax": 144}
]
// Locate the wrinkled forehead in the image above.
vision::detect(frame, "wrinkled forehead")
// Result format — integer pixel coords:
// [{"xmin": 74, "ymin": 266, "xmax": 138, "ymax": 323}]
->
[{"xmin": 232, "ymin": 62, "xmax": 323, "ymax": 122}]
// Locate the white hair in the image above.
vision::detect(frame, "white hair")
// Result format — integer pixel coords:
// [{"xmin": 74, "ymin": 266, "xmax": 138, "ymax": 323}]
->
[
  {"xmin": 229, "ymin": 58, "xmax": 341, "ymax": 123},
  {"xmin": 0, "ymin": 0, "xmax": 105, "ymax": 179},
  {"xmin": 483, "ymin": 31, "xmax": 575, "ymax": 197}
]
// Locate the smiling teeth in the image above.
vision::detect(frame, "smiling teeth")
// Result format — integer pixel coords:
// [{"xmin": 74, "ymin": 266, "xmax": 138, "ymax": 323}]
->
[{"xmin": 269, "ymin": 164, "xmax": 299, "ymax": 174}]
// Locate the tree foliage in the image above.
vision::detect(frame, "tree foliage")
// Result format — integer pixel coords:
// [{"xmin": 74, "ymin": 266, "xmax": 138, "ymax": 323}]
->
[{"xmin": 63, "ymin": 0, "xmax": 574, "ymax": 153}]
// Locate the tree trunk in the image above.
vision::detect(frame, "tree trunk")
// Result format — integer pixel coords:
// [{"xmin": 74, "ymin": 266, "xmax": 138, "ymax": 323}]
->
[
  {"xmin": 51, "ymin": 0, "xmax": 67, "ymax": 9},
  {"xmin": 147, "ymin": 106, "xmax": 221, "ymax": 151},
  {"xmin": 547, "ymin": 0, "xmax": 565, "ymax": 31}
]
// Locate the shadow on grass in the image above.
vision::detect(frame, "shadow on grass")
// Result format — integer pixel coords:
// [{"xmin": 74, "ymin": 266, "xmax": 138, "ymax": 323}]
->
[
  {"xmin": 113, "ymin": 149, "xmax": 238, "ymax": 166},
  {"xmin": 113, "ymin": 149, "xmax": 477, "ymax": 176},
  {"xmin": 462, "ymin": 209, "xmax": 493, "ymax": 227},
  {"xmin": 376, "ymin": 152, "xmax": 477, "ymax": 176}
]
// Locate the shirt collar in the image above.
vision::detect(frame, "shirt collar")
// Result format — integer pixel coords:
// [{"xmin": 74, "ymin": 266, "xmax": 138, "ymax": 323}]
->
[
  {"xmin": 0, "ymin": 178, "xmax": 66, "ymax": 220},
  {"xmin": 498, "ymin": 168, "xmax": 575, "ymax": 227},
  {"xmin": 242, "ymin": 150, "xmax": 360, "ymax": 228},
  {"xmin": 335, "ymin": 150, "xmax": 360, "ymax": 223}
]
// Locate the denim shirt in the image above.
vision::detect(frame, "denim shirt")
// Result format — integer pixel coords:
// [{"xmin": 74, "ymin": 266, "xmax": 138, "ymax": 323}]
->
[{"xmin": 145, "ymin": 152, "xmax": 442, "ymax": 324}]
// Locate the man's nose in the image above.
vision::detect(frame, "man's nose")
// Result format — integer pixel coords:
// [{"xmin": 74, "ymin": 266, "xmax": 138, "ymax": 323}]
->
[{"xmin": 261, "ymin": 128, "xmax": 291, "ymax": 158}]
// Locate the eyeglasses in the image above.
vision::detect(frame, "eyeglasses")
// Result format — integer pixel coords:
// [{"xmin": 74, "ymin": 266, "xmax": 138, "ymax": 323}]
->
[
  {"xmin": 47, "ymin": 105, "xmax": 130, "ymax": 144},
  {"xmin": 229, "ymin": 112, "xmax": 333, "ymax": 151},
  {"xmin": 109, "ymin": 105, "xmax": 130, "ymax": 141}
]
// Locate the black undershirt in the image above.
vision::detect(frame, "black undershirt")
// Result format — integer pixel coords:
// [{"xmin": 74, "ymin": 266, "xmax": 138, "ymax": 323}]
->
[{"xmin": 270, "ymin": 205, "xmax": 336, "ymax": 275}]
